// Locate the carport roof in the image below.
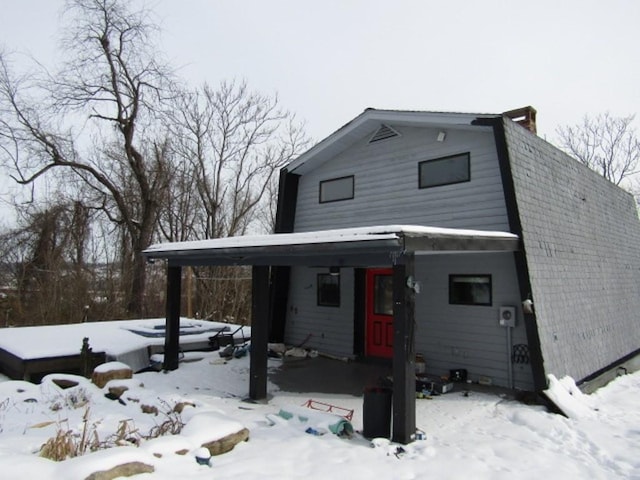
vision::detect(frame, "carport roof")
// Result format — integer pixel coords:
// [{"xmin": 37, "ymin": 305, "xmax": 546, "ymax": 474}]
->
[{"xmin": 143, "ymin": 225, "xmax": 519, "ymax": 267}]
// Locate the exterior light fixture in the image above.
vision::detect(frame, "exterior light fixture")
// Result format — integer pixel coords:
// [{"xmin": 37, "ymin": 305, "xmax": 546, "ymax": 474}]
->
[{"xmin": 406, "ymin": 275, "xmax": 422, "ymax": 294}]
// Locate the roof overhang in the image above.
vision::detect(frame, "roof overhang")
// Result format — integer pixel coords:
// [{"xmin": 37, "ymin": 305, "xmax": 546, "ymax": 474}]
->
[
  {"xmin": 143, "ymin": 225, "xmax": 520, "ymax": 268},
  {"xmin": 287, "ymin": 109, "xmax": 501, "ymax": 175}
]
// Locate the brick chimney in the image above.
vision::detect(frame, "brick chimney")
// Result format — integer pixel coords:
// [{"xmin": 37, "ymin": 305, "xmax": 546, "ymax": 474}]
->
[{"xmin": 503, "ymin": 106, "xmax": 537, "ymax": 134}]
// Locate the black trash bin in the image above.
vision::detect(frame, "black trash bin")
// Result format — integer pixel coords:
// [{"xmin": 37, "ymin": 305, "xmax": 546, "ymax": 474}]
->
[{"xmin": 362, "ymin": 386, "xmax": 392, "ymax": 439}]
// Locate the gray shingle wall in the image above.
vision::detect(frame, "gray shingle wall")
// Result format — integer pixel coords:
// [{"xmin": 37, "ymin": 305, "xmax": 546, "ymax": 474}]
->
[{"xmin": 504, "ymin": 118, "xmax": 640, "ymax": 383}]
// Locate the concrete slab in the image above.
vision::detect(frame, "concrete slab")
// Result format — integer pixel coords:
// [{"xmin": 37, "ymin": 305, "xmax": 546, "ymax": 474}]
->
[
  {"xmin": 269, "ymin": 356, "xmax": 521, "ymax": 400},
  {"xmin": 269, "ymin": 356, "xmax": 392, "ymax": 396}
]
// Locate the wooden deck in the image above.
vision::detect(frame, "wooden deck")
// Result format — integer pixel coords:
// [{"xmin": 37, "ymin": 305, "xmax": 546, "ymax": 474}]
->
[{"xmin": 0, "ymin": 346, "xmax": 106, "ymax": 382}]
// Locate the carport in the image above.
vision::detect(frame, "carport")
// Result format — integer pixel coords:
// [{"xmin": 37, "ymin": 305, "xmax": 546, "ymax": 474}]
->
[{"xmin": 143, "ymin": 225, "xmax": 519, "ymax": 444}]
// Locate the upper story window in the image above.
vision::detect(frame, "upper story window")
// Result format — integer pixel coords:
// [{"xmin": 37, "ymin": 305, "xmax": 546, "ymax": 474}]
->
[
  {"xmin": 419, "ymin": 152, "xmax": 470, "ymax": 189},
  {"xmin": 319, "ymin": 175, "xmax": 354, "ymax": 203}
]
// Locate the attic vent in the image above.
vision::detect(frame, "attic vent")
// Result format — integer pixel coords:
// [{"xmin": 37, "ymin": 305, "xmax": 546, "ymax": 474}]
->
[{"xmin": 369, "ymin": 124, "xmax": 400, "ymax": 143}]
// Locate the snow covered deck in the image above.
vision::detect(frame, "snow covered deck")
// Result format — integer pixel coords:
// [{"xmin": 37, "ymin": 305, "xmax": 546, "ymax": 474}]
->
[{"xmin": 0, "ymin": 318, "xmax": 249, "ymax": 380}]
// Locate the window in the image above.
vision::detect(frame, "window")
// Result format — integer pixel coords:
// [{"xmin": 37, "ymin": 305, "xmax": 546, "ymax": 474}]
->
[
  {"xmin": 373, "ymin": 274, "xmax": 394, "ymax": 315},
  {"xmin": 317, "ymin": 273, "xmax": 340, "ymax": 307},
  {"xmin": 419, "ymin": 153, "xmax": 470, "ymax": 189},
  {"xmin": 449, "ymin": 274, "xmax": 492, "ymax": 306},
  {"xmin": 319, "ymin": 176, "xmax": 354, "ymax": 203}
]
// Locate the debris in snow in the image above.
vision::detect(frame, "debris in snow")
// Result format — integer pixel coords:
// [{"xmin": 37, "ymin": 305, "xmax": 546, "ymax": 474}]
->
[
  {"xmin": 369, "ymin": 437, "xmax": 391, "ymax": 449},
  {"xmin": 216, "ymin": 340, "xmax": 251, "ymax": 360},
  {"xmin": 265, "ymin": 413, "xmax": 289, "ymax": 427},
  {"xmin": 218, "ymin": 345, "xmax": 235, "ymax": 359},
  {"xmin": 276, "ymin": 405, "xmax": 354, "ymax": 437},
  {"xmin": 233, "ymin": 344, "xmax": 249, "ymax": 358},
  {"xmin": 301, "ymin": 398, "xmax": 354, "ymax": 421},
  {"xmin": 284, "ymin": 347, "xmax": 308, "ymax": 358},
  {"xmin": 267, "ymin": 343, "xmax": 286, "ymax": 355},
  {"xmin": 106, "ymin": 385, "xmax": 129, "ymax": 400},
  {"xmin": 543, "ymin": 374, "xmax": 598, "ymax": 419},
  {"xmin": 393, "ymin": 446, "xmax": 406, "ymax": 459},
  {"xmin": 193, "ymin": 447, "xmax": 211, "ymax": 466}
]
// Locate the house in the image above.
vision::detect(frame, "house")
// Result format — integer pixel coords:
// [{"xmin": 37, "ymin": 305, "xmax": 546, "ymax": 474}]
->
[
  {"xmin": 270, "ymin": 106, "xmax": 640, "ymax": 393},
  {"xmin": 144, "ymin": 106, "xmax": 640, "ymax": 443}
]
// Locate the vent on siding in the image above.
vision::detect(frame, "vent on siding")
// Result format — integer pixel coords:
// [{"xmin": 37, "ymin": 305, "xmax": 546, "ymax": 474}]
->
[{"xmin": 369, "ymin": 124, "xmax": 400, "ymax": 143}]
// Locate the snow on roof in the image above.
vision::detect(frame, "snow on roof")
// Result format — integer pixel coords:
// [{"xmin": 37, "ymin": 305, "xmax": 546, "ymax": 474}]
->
[{"xmin": 144, "ymin": 225, "xmax": 517, "ymax": 255}]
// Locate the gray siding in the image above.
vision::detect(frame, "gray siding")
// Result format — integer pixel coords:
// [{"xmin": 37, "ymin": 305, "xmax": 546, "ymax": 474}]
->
[
  {"xmin": 415, "ymin": 253, "xmax": 533, "ymax": 391},
  {"xmin": 285, "ymin": 253, "xmax": 534, "ymax": 390},
  {"xmin": 504, "ymin": 118, "xmax": 640, "ymax": 383},
  {"xmin": 293, "ymin": 125, "xmax": 509, "ymax": 232},
  {"xmin": 284, "ymin": 122, "xmax": 536, "ymax": 389},
  {"xmin": 284, "ymin": 267, "xmax": 355, "ymax": 358}
]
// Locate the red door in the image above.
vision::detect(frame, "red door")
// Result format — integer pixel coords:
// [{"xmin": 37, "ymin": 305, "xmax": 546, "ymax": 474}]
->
[{"xmin": 366, "ymin": 268, "xmax": 394, "ymax": 358}]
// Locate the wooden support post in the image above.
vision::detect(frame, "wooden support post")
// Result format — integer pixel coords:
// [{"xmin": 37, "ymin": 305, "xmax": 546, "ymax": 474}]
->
[
  {"xmin": 269, "ymin": 266, "xmax": 291, "ymax": 343},
  {"xmin": 249, "ymin": 265, "xmax": 270, "ymax": 401},
  {"xmin": 164, "ymin": 265, "xmax": 182, "ymax": 371},
  {"xmin": 392, "ymin": 254, "xmax": 416, "ymax": 444},
  {"xmin": 186, "ymin": 266, "xmax": 193, "ymax": 319}
]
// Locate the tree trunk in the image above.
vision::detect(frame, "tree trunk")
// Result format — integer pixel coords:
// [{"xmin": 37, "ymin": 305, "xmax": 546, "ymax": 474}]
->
[
  {"xmin": 127, "ymin": 250, "xmax": 147, "ymax": 317},
  {"xmin": 126, "ymin": 214, "xmax": 156, "ymax": 317}
]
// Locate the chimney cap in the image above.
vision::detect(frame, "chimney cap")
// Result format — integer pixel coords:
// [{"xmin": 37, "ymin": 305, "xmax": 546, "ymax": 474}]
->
[{"xmin": 503, "ymin": 106, "xmax": 537, "ymax": 134}]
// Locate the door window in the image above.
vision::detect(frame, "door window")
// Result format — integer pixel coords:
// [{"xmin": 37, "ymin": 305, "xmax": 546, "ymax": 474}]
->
[{"xmin": 374, "ymin": 274, "xmax": 393, "ymax": 315}]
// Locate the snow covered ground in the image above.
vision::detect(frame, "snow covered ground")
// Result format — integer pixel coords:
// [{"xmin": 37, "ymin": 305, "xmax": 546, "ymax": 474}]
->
[{"xmin": 0, "ymin": 339, "xmax": 638, "ymax": 479}]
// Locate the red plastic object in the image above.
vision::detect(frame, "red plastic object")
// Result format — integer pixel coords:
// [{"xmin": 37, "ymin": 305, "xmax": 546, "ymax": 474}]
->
[{"xmin": 302, "ymin": 399, "xmax": 354, "ymax": 421}]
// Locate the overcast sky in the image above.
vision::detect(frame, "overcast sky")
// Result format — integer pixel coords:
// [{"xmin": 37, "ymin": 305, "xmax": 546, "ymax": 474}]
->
[{"xmin": 1, "ymin": 0, "xmax": 639, "ymax": 143}]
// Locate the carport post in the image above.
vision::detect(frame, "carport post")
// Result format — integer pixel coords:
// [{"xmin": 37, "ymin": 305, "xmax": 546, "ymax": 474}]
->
[
  {"xmin": 249, "ymin": 265, "xmax": 270, "ymax": 400},
  {"xmin": 392, "ymin": 254, "xmax": 416, "ymax": 444},
  {"xmin": 164, "ymin": 264, "xmax": 182, "ymax": 371}
]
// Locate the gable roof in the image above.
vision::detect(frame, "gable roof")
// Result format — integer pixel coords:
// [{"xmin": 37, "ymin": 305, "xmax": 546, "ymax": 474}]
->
[{"xmin": 287, "ymin": 108, "xmax": 500, "ymax": 175}]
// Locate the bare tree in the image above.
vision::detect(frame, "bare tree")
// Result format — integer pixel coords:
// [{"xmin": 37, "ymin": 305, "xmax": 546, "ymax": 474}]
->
[
  {"xmin": 164, "ymin": 80, "xmax": 309, "ymax": 240},
  {"xmin": 0, "ymin": 200, "xmax": 92, "ymax": 326},
  {"xmin": 555, "ymin": 113, "xmax": 640, "ymax": 189},
  {"xmin": 0, "ymin": 1, "xmax": 310, "ymax": 325},
  {"xmin": 0, "ymin": 0, "xmax": 173, "ymax": 316},
  {"xmin": 160, "ymin": 80, "xmax": 310, "ymax": 322},
  {"xmin": 255, "ymin": 173, "xmax": 281, "ymax": 234}
]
